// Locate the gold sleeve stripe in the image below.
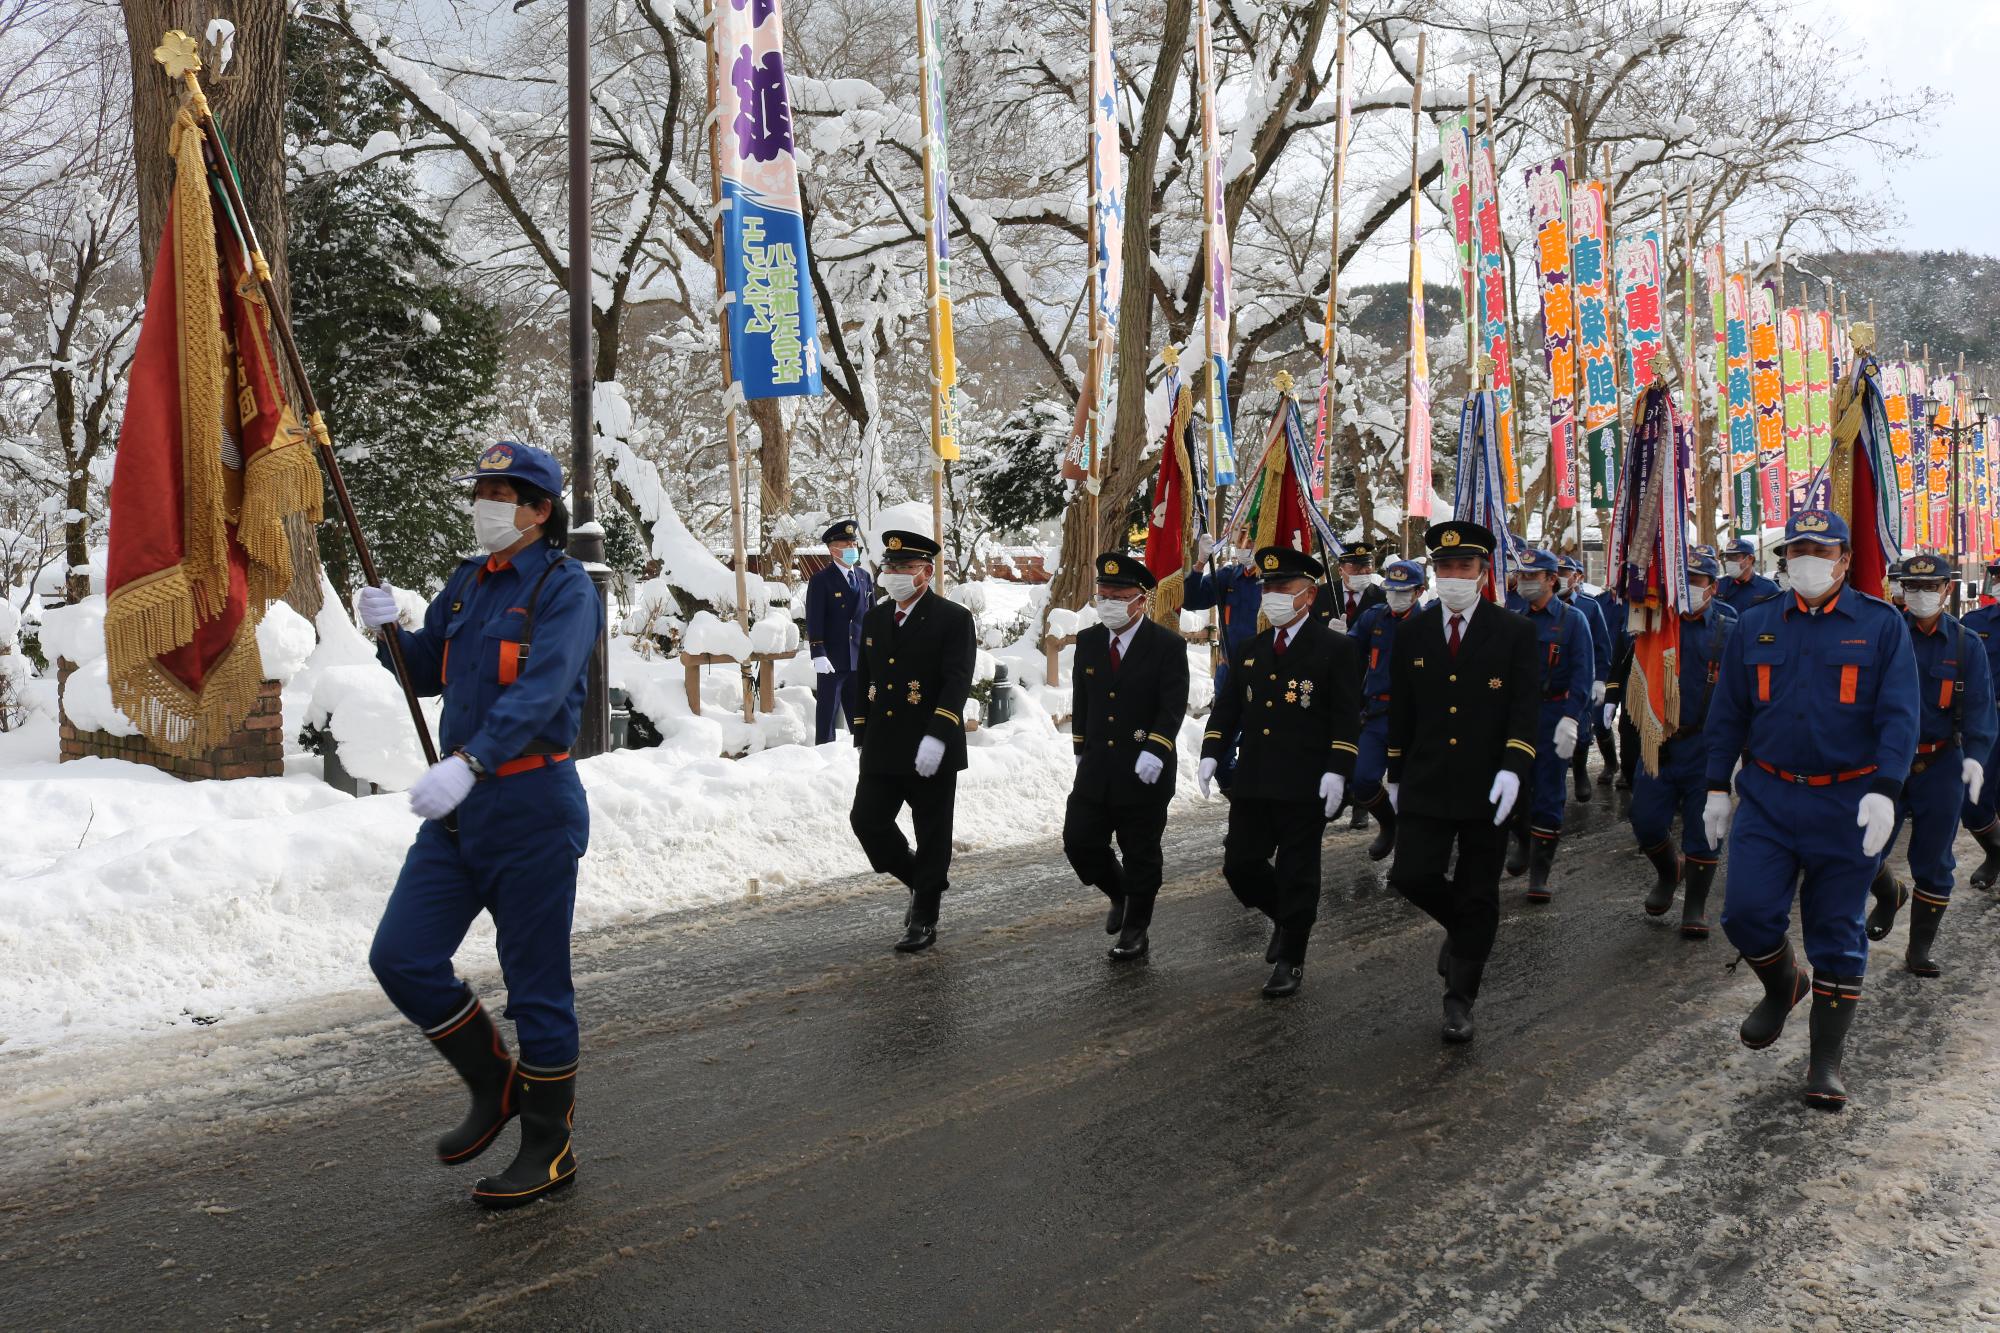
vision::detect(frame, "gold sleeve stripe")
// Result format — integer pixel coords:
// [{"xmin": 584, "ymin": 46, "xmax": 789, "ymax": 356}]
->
[
  {"xmin": 1329, "ymin": 741, "xmax": 1358, "ymax": 754},
  {"xmin": 1203, "ymin": 730, "xmax": 1223, "ymax": 740},
  {"xmin": 934, "ymin": 708, "xmax": 961, "ymax": 724},
  {"xmin": 1147, "ymin": 733, "xmax": 1176, "ymax": 749},
  {"xmin": 1386, "ymin": 747, "xmax": 1402, "ymax": 758},
  {"xmin": 1507, "ymin": 738, "xmax": 1536, "ymax": 756}
]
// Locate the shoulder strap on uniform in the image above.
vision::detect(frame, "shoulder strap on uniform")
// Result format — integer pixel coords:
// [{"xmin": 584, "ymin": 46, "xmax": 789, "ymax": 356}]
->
[
  {"xmin": 516, "ymin": 554, "xmax": 573, "ymax": 664},
  {"xmin": 1955, "ymin": 615, "xmax": 1968, "ymax": 751}
]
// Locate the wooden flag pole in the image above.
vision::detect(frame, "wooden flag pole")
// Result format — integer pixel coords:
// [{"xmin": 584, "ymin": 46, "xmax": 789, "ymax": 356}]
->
[
  {"xmin": 1319, "ymin": 0, "xmax": 1350, "ymax": 506},
  {"xmin": 915, "ymin": 0, "xmax": 947, "ymax": 566},
  {"xmin": 1685, "ymin": 185, "xmax": 1711, "ymax": 544},
  {"xmin": 1466, "ymin": 76, "xmax": 1480, "ymax": 395},
  {"xmin": 703, "ymin": 0, "xmax": 756, "ymax": 724},
  {"xmin": 1404, "ymin": 33, "xmax": 1426, "ymax": 557}
]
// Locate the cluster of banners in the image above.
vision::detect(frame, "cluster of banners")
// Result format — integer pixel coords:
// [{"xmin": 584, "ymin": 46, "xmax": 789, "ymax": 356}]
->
[{"xmin": 1438, "ymin": 114, "xmax": 1521, "ymax": 505}]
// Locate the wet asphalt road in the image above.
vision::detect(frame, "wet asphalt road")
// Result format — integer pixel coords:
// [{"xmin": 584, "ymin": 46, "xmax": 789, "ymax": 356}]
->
[{"xmin": 8, "ymin": 777, "xmax": 2000, "ymax": 1331}]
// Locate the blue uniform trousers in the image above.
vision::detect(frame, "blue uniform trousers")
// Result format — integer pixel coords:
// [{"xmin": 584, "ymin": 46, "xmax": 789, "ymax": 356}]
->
[
  {"xmin": 1893, "ymin": 748, "xmax": 1964, "ymax": 903},
  {"xmin": 1352, "ymin": 715, "xmax": 1390, "ymax": 801},
  {"xmin": 815, "ymin": 668, "xmax": 858, "ymax": 744},
  {"xmin": 1720, "ymin": 764, "xmax": 1876, "ymax": 976},
  {"xmin": 370, "ymin": 761, "xmax": 590, "ymax": 1066},
  {"xmin": 1526, "ymin": 699, "xmax": 1571, "ymax": 835},
  {"xmin": 1962, "ymin": 733, "xmax": 2000, "ymax": 834},
  {"xmin": 1629, "ymin": 737, "xmax": 1718, "ymax": 861}
]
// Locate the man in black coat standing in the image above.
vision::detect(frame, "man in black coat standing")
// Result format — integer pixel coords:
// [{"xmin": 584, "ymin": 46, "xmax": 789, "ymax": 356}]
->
[
  {"xmin": 1199, "ymin": 546, "xmax": 1361, "ymax": 997},
  {"xmin": 1065, "ymin": 553, "xmax": 1191, "ymax": 961},
  {"xmin": 849, "ymin": 530, "xmax": 976, "ymax": 953},
  {"xmin": 1386, "ymin": 520, "xmax": 1540, "ymax": 1043}
]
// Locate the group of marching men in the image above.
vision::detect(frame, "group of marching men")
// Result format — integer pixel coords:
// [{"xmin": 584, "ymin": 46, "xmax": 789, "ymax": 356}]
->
[{"xmin": 350, "ymin": 441, "xmax": 2000, "ymax": 1210}]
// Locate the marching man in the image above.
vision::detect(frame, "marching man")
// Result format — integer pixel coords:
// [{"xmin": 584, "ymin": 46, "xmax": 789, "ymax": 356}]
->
[
  {"xmin": 1630, "ymin": 549, "xmax": 1736, "ymax": 938},
  {"xmin": 1386, "ymin": 521, "xmax": 1539, "ymax": 1043},
  {"xmin": 805, "ymin": 519, "xmax": 872, "ymax": 744},
  {"xmin": 1506, "ymin": 548, "xmax": 1594, "ymax": 902},
  {"xmin": 1199, "ymin": 546, "xmax": 1360, "ymax": 997},
  {"xmin": 1702, "ymin": 510, "xmax": 1918, "ymax": 1110},
  {"xmin": 1064, "ymin": 554, "xmax": 1190, "ymax": 960},
  {"xmin": 1182, "ymin": 537, "xmax": 1264, "ymax": 794},
  {"xmin": 848, "ymin": 530, "xmax": 976, "ymax": 952},
  {"xmin": 1347, "ymin": 559, "xmax": 1428, "ymax": 861},
  {"xmin": 359, "ymin": 440, "xmax": 603, "ymax": 1208},
  {"xmin": 1716, "ymin": 536, "xmax": 1780, "ymax": 613},
  {"xmin": 1864, "ymin": 554, "xmax": 1994, "ymax": 976},
  {"xmin": 1557, "ymin": 553, "xmax": 1611, "ymax": 801}
]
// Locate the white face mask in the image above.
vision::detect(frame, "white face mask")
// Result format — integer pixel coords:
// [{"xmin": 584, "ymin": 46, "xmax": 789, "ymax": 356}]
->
[
  {"xmin": 1685, "ymin": 583, "xmax": 1712, "ymax": 613},
  {"xmin": 1517, "ymin": 576, "xmax": 1550, "ymax": 604},
  {"xmin": 1733, "ymin": 558, "xmax": 1754, "ymax": 580},
  {"xmin": 1094, "ymin": 594, "xmax": 1138, "ymax": 631},
  {"xmin": 1342, "ymin": 572, "xmax": 1373, "ymax": 593},
  {"xmin": 1788, "ymin": 554, "xmax": 1840, "ymax": 599},
  {"xmin": 1261, "ymin": 589, "xmax": 1303, "ymax": 627},
  {"xmin": 881, "ymin": 571, "xmax": 923, "ymax": 603},
  {"xmin": 473, "ymin": 498, "xmax": 525, "ymax": 554},
  {"xmin": 1386, "ymin": 588, "xmax": 1419, "ymax": 613},
  {"xmin": 1436, "ymin": 577, "xmax": 1482, "ymax": 613},
  {"xmin": 1905, "ymin": 589, "xmax": 1944, "ymax": 619}
]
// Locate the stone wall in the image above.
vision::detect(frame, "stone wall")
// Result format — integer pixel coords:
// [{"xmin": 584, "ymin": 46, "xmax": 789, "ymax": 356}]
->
[{"xmin": 58, "ymin": 663, "xmax": 285, "ymax": 780}]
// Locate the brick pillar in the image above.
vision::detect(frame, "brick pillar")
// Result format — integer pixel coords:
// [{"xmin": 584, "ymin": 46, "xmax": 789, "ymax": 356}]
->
[{"xmin": 58, "ymin": 661, "xmax": 286, "ymax": 779}]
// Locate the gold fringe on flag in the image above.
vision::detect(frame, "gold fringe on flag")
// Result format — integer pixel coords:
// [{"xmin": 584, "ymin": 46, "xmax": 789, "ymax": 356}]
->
[
  {"xmin": 107, "ymin": 613, "xmax": 264, "ymax": 758},
  {"xmin": 165, "ymin": 105, "xmax": 230, "ymax": 628}
]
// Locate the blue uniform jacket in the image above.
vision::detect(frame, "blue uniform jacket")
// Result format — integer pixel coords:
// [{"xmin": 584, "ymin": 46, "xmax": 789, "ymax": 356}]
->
[
  {"xmin": 1716, "ymin": 570, "xmax": 1781, "ymax": 613},
  {"xmin": 805, "ymin": 561, "xmax": 872, "ymax": 672},
  {"xmin": 1349, "ymin": 601, "xmax": 1419, "ymax": 720},
  {"xmin": 1182, "ymin": 562, "xmax": 1264, "ymax": 657},
  {"xmin": 1959, "ymin": 602, "xmax": 2000, "ymax": 709},
  {"xmin": 1563, "ymin": 590, "xmax": 1612, "ymax": 685},
  {"xmin": 1515, "ymin": 596, "xmax": 1593, "ymax": 727},
  {"xmin": 1902, "ymin": 610, "xmax": 1997, "ymax": 754},
  {"xmin": 1669, "ymin": 600, "xmax": 1735, "ymax": 735},
  {"xmin": 378, "ymin": 541, "xmax": 604, "ymax": 774},
  {"xmin": 1704, "ymin": 584, "xmax": 1919, "ymax": 801}
]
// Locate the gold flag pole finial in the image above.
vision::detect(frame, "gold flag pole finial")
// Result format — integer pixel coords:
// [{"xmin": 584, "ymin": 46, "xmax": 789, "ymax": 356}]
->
[
  {"xmin": 1273, "ymin": 369, "xmax": 1295, "ymax": 395},
  {"xmin": 153, "ymin": 29, "xmax": 211, "ymax": 115},
  {"xmin": 1849, "ymin": 321, "xmax": 1877, "ymax": 353},
  {"xmin": 1161, "ymin": 345, "xmax": 1182, "ymax": 369}
]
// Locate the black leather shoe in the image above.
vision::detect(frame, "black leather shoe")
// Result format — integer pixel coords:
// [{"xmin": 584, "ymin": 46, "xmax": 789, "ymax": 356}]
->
[
  {"xmin": 1108, "ymin": 926, "xmax": 1149, "ymax": 961},
  {"xmin": 1442, "ymin": 956, "xmax": 1483, "ymax": 1043},
  {"xmin": 894, "ymin": 923, "xmax": 938, "ymax": 953},
  {"xmin": 1104, "ymin": 896, "xmax": 1127, "ymax": 936},
  {"xmin": 425, "ymin": 998, "xmax": 518, "ymax": 1165},
  {"xmin": 1803, "ymin": 975, "xmax": 1862, "ymax": 1111},
  {"xmin": 1265, "ymin": 922, "xmax": 1285, "ymax": 964},
  {"xmin": 1641, "ymin": 840, "xmax": 1682, "ymax": 916},
  {"xmin": 1261, "ymin": 961, "xmax": 1303, "ymax": 998},
  {"xmin": 1864, "ymin": 863, "xmax": 1907, "ymax": 941}
]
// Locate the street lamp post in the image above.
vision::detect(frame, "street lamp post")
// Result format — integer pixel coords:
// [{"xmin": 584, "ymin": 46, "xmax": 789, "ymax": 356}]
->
[
  {"xmin": 1926, "ymin": 385, "xmax": 1994, "ymax": 614},
  {"xmin": 567, "ymin": 0, "xmax": 612, "ymax": 757}
]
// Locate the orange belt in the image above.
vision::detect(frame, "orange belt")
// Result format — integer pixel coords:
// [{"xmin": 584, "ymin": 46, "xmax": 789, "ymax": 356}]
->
[
  {"xmin": 1915, "ymin": 739, "xmax": 1954, "ymax": 756},
  {"xmin": 1752, "ymin": 757, "xmax": 1877, "ymax": 787},
  {"xmin": 493, "ymin": 752, "xmax": 569, "ymax": 779}
]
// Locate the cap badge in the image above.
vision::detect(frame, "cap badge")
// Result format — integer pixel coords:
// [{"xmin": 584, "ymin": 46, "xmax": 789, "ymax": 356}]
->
[
  {"xmin": 887, "ymin": 536, "xmax": 903, "ymax": 550},
  {"xmin": 1796, "ymin": 513, "xmax": 1830, "ymax": 533},
  {"xmin": 1440, "ymin": 530, "xmax": 1462, "ymax": 547},
  {"xmin": 1105, "ymin": 558, "xmax": 1120, "ymax": 574},
  {"xmin": 478, "ymin": 445, "xmax": 514, "ymax": 471},
  {"xmin": 1262, "ymin": 554, "xmax": 1280, "ymax": 571}
]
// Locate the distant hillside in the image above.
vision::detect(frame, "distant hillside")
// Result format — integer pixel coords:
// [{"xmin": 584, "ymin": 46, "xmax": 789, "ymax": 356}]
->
[{"xmin": 1799, "ymin": 249, "xmax": 1998, "ymax": 388}]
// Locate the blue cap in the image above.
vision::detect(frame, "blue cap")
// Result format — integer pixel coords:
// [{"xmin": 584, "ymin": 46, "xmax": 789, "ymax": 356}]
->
[
  {"xmin": 1783, "ymin": 509, "xmax": 1849, "ymax": 547},
  {"xmin": 1557, "ymin": 553, "xmax": 1584, "ymax": 574},
  {"xmin": 455, "ymin": 440, "xmax": 564, "ymax": 496},
  {"xmin": 1517, "ymin": 548, "xmax": 1560, "ymax": 575},
  {"xmin": 1686, "ymin": 549, "xmax": 1723, "ymax": 579},
  {"xmin": 1381, "ymin": 559, "xmax": 1427, "ymax": 590},
  {"xmin": 1722, "ymin": 536, "xmax": 1756, "ymax": 557},
  {"xmin": 1896, "ymin": 553, "xmax": 1955, "ymax": 583}
]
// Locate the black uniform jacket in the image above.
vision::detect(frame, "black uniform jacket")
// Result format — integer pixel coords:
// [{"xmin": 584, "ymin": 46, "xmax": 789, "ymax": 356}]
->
[
  {"xmin": 1202, "ymin": 613, "xmax": 1361, "ymax": 801},
  {"xmin": 1070, "ymin": 616, "xmax": 1191, "ymax": 805},
  {"xmin": 1386, "ymin": 598, "xmax": 1540, "ymax": 821},
  {"xmin": 852, "ymin": 590, "xmax": 976, "ymax": 776},
  {"xmin": 1326, "ymin": 580, "xmax": 1387, "ymax": 626}
]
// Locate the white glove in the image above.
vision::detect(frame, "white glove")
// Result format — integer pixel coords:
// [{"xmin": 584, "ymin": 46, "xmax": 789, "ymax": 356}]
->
[
  {"xmin": 409, "ymin": 755, "xmax": 476, "ymax": 820},
  {"xmin": 1857, "ymin": 792, "xmax": 1895, "ymax": 858},
  {"xmin": 1592, "ymin": 681, "xmax": 1607, "ymax": 706},
  {"xmin": 357, "ymin": 583, "xmax": 400, "ymax": 629},
  {"xmin": 1702, "ymin": 791, "xmax": 1732, "ymax": 849},
  {"xmin": 914, "ymin": 735, "xmax": 947, "ymax": 778},
  {"xmin": 1554, "ymin": 716, "xmax": 1579, "ymax": 759},
  {"xmin": 1319, "ymin": 772, "xmax": 1345, "ymax": 818},
  {"xmin": 1966, "ymin": 758, "xmax": 1986, "ymax": 807},
  {"xmin": 812, "ymin": 654, "xmax": 835, "ymax": 674},
  {"xmin": 1386, "ymin": 782, "xmax": 1399, "ymax": 812},
  {"xmin": 1602, "ymin": 702, "xmax": 1618, "ymax": 730},
  {"xmin": 1134, "ymin": 751, "xmax": 1165, "ymax": 785},
  {"xmin": 1195, "ymin": 534, "xmax": 1215, "ymax": 563},
  {"xmin": 1326, "ymin": 616, "xmax": 1348, "ymax": 634},
  {"xmin": 1198, "ymin": 757, "xmax": 1218, "ymax": 798},
  {"xmin": 1487, "ymin": 770, "xmax": 1521, "ymax": 825}
]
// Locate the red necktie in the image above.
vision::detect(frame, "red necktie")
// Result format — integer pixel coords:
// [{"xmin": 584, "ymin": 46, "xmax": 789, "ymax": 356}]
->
[
  {"xmin": 1109, "ymin": 635, "xmax": 1122, "ymax": 671},
  {"xmin": 896, "ymin": 610, "xmax": 908, "ymax": 628},
  {"xmin": 1347, "ymin": 592, "xmax": 1358, "ymax": 619},
  {"xmin": 1274, "ymin": 628, "xmax": 1289, "ymax": 656},
  {"xmin": 1448, "ymin": 614, "xmax": 1464, "ymax": 657}
]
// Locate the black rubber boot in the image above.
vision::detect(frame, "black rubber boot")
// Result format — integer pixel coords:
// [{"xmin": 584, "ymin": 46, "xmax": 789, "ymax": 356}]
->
[
  {"xmin": 1738, "ymin": 941, "xmax": 1808, "ymax": 1049},
  {"xmin": 1104, "ymin": 895, "xmax": 1127, "ymax": 935},
  {"xmin": 473, "ymin": 1059, "xmax": 578, "ymax": 1208},
  {"xmin": 1594, "ymin": 730, "xmax": 1617, "ymax": 786},
  {"xmin": 1265, "ymin": 922, "xmax": 1285, "ymax": 964},
  {"xmin": 1505, "ymin": 824, "xmax": 1530, "ymax": 877},
  {"xmin": 1641, "ymin": 839, "xmax": 1682, "ymax": 916},
  {"xmin": 1906, "ymin": 894, "xmax": 1947, "ymax": 977},
  {"xmin": 1864, "ymin": 862, "xmax": 1908, "ymax": 941},
  {"xmin": 1349, "ymin": 803, "xmax": 1370, "ymax": 830},
  {"xmin": 1803, "ymin": 976, "xmax": 1862, "ymax": 1111},
  {"xmin": 1969, "ymin": 822, "xmax": 2000, "ymax": 890},
  {"xmin": 1365, "ymin": 791, "xmax": 1397, "ymax": 861},
  {"xmin": 426, "ymin": 998, "xmax": 518, "ymax": 1165},
  {"xmin": 1442, "ymin": 955, "xmax": 1483, "ymax": 1043},
  {"xmin": 1525, "ymin": 834, "xmax": 1558, "ymax": 904},
  {"xmin": 1680, "ymin": 859, "xmax": 1717, "ymax": 940},
  {"xmin": 1571, "ymin": 746, "xmax": 1592, "ymax": 802}
]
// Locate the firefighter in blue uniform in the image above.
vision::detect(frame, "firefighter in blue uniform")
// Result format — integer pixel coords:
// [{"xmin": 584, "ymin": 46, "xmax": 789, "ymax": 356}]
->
[
  {"xmin": 357, "ymin": 440, "xmax": 604, "ymax": 1208},
  {"xmin": 1702, "ymin": 509, "xmax": 1919, "ymax": 1111},
  {"xmin": 1960, "ymin": 557, "xmax": 2000, "ymax": 887},
  {"xmin": 1347, "ymin": 559, "xmax": 1426, "ymax": 861},
  {"xmin": 806, "ymin": 519, "xmax": 873, "ymax": 744},
  {"xmin": 1864, "ymin": 554, "xmax": 1995, "ymax": 977},
  {"xmin": 1505, "ymin": 548, "xmax": 1593, "ymax": 901},
  {"xmin": 1182, "ymin": 537, "xmax": 1265, "ymax": 792},
  {"xmin": 1592, "ymin": 581, "xmax": 1630, "ymax": 787},
  {"xmin": 1557, "ymin": 553, "xmax": 1610, "ymax": 801},
  {"xmin": 1716, "ymin": 535, "xmax": 1781, "ymax": 612},
  {"xmin": 1630, "ymin": 549, "xmax": 1736, "ymax": 939}
]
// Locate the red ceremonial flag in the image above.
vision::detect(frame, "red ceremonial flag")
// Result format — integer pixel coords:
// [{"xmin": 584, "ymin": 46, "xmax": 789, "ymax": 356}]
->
[
  {"xmin": 1145, "ymin": 359, "xmax": 1198, "ymax": 624},
  {"xmin": 104, "ymin": 106, "xmax": 323, "ymax": 754}
]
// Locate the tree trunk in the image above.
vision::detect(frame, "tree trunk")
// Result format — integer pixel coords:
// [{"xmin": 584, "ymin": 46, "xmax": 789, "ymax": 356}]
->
[
  {"xmin": 746, "ymin": 396, "xmax": 792, "ymax": 583},
  {"xmin": 122, "ymin": 0, "xmax": 288, "ymax": 305},
  {"xmin": 54, "ymin": 370, "xmax": 90, "ymax": 602}
]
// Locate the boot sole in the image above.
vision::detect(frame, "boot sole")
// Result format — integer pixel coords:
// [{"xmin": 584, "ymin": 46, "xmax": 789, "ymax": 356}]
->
[
  {"xmin": 1525, "ymin": 891, "xmax": 1552, "ymax": 904},
  {"xmin": 1107, "ymin": 939, "xmax": 1150, "ymax": 961},
  {"xmin": 473, "ymin": 1162, "xmax": 578, "ymax": 1209},
  {"xmin": 1442, "ymin": 1027, "xmax": 1474, "ymax": 1044},
  {"xmin": 1802, "ymin": 1090, "xmax": 1847, "ymax": 1112},
  {"xmin": 1907, "ymin": 961, "xmax": 1941, "ymax": 978},
  {"xmin": 1643, "ymin": 898, "xmax": 1673, "ymax": 917},
  {"xmin": 1679, "ymin": 923, "xmax": 1711, "ymax": 940}
]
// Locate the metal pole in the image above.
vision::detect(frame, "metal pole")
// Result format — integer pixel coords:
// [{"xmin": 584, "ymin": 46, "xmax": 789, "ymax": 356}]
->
[
  {"xmin": 567, "ymin": 0, "xmax": 612, "ymax": 757},
  {"xmin": 916, "ymin": 0, "xmax": 946, "ymax": 565}
]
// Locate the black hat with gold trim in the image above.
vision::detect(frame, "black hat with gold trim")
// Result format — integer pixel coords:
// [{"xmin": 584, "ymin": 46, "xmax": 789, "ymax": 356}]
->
[
  {"xmin": 1336, "ymin": 539, "xmax": 1376, "ymax": 566},
  {"xmin": 1093, "ymin": 551, "xmax": 1156, "ymax": 590},
  {"xmin": 880, "ymin": 529, "xmax": 941, "ymax": 562},
  {"xmin": 1252, "ymin": 544, "xmax": 1325, "ymax": 582},
  {"xmin": 821, "ymin": 518, "xmax": 861, "ymax": 545},
  {"xmin": 1422, "ymin": 520, "xmax": 1498, "ymax": 558}
]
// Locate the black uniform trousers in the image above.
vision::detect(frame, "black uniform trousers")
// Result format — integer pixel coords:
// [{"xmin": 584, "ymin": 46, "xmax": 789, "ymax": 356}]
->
[
  {"xmin": 1222, "ymin": 797, "xmax": 1327, "ymax": 964},
  {"xmin": 850, "ymin": 771, "xmax": 957, "ymax": 924},
  {"xmin": 1390, "ymin": 814, "xmax": 1507, "ymax": 962},
  {"xmin": 1063, "ymin": 793, "xmax": 1170, "ymax": 928}
]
